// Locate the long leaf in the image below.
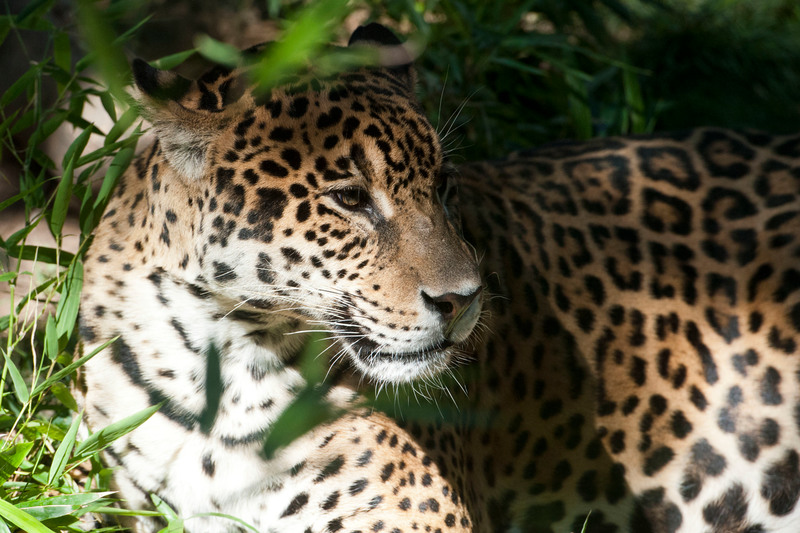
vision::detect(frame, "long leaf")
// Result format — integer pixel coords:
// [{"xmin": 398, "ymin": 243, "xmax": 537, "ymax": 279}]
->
[
  {"xmin": 0, "ymin": 498, "xmax": 56, "ymax": 533},
  {"xmin": 150, "ymin": 49, "xmax": 196, "ymax": 70},
  {"xmin": 152, "ymin": 494, "xmax": 183, "ymax": 533},
  {"xmin": 44, "ymin": 315, "xmax": 59, "ymax": 361},
  {"xmin": 0, "ymin": 67, "xmax": 37, "ymax": 107},
  {"xmin": 55, "ymin": 260, "xmax": 83, "ymax": 340},
  {"xmin": 72, "ymin": 403, "xmax": 161, "ymax": 462},
  {"xmin": 2, "ymin": 352, "xmax": 29, "ymax": 404},
  {"xmin": 16, "ymin": 492, "xmax": 114, "ymax": 521},
  {"xmin": 104, "ymin": 106, "xmax": 138, "ymax": 146},
  {"xmin": 47, "ymin": 411, "xmax": 82, "ymax": 486},
  {"xmin": 188, "ymin": 512, "xmax": 258, "ymax": 533},
  {"xmin": 31, "ymin": 337, "xmax": 115, "ymax": 397},
  {"xmin": 50, "ymin": 127, "xmax": 92, "ymax": 237},
  {"xmin": 0, "ymin": 443, "xmax": 34, "ymax": 483},
  {"xmin": 2, "ymin": 245, "xmax": 74, "ymax": 267},
  {"xmin": 93, "ymin": 146, "xmax": 134, "ymax": 211}
]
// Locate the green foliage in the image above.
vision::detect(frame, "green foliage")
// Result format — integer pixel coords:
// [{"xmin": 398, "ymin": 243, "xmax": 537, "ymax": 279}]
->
[
  {"xmin": 1, "ymin": 1, "xmax": 164, "ymax": 530},
  {"xmin": 1, "ymin": 0, "xmax": 797, "ymax": 530}
]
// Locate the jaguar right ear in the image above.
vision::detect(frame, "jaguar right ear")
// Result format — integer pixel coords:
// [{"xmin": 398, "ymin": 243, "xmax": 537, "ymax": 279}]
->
[
  {"xmin": 132, "ymin": 58, "xmax": 193, "ymax": 102},
  {"xmin": 132, "ymin": 59, "xmax": 244, "ymax": 181},
  {"xmin": 348, "ymin": 23, "xmax": 416, "ymax": 96}
]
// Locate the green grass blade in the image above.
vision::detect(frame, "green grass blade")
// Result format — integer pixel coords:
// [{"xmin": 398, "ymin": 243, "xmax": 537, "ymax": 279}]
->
[
  {"xmin": 47, "ymin": 411, "xmax": 82, "ymax": 486},
  {"xmin": 150, "ymin": 49, "xmax": 196, "ymax": 70},
  {"xmin": 54, "ymin": 260, "xmax": 83, "ymax": 340},
  {"xmin": 53, "ymin": 31, "xmax": 71, "ymax": 76},
  {"xmin": 44, "ymin": 315, "xmax": 59, "ymax": 361},
  {"xmin": 93, "ymin": 507, "xmax": 162, "ymax": 517},
  {"xmin": 31, "ymin": 337, "xmax": 115, "ymax": 397},
  {"xmin": 104, "ymin": 107, "xmax": 138, "ymax": 146},
  {"xmin": 73, "ymin": 403, "xmax": 161, "ymax": 462},
  {"xmin": 0, "ymin": 443, "xmax": 34, "ymax": 483},
  {"xmin": 16, "ymin": 492, "xmax": 114, "ymax": 521},
  {"xmin": 2, "ymin": 352, "xmax": 29, "ymax": 404},
  {"xmin": 93, "ymin": 146, "xmax": 134, "ymax": 211},
  {"xmin": 0, "ymin": 68, "xmax": 37, "ymax": 107},
  {"xmin": 152, "ymin": 494, "xmax": 184, "ymax": 533},
  {"xmin": 188, "ymin": 512, "xmax": 258, "ymax": 532},
  {"xmin": 0, "ymin": 498, "xmax": 56, "ymax": 533},
  {"xmin": 75, "ymin": 135, "xmax": 140, "ymax": 167},
  {"xmin": 2, "ymin": 245, "xmax": 75, "ymax": 267},
  {"xmin": 99, "ymin": 91, "xmax": 117, "ymax": 122},
  {"xmin": 566, "ymin": 71, "xmax": 593, "ymax": 139},
  {"xmin": 0, "ymin": 16, "xmax": 10, "ymax": 49},
  {"xmin": 50, "ymin": 127, "xmax": 92, "ymax": 237},
  {"xmin": 49, "ymin": 382, "xmax": 78, "ymax": 411},
  {"xmin": 623, "ymin": 67, "xmax": 647, "ymax": 134},
  {"xmin": 195, "ymin": 35, "xmax": 241, "ymax": 67},
  {"xmin": 59, "ymin": 125, "xmax": 93, "ymax": 175}
]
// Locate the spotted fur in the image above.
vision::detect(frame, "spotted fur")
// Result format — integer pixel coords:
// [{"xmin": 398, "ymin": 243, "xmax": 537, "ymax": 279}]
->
[{"xmin": 78, "ymin": 23, "xmax": 800, "ymax": 533}]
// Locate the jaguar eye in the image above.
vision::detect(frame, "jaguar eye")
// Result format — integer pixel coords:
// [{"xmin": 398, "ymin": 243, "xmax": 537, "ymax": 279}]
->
[{"xmin": 332, "ymin": 187, "xmax": 370, "ymax": 210}]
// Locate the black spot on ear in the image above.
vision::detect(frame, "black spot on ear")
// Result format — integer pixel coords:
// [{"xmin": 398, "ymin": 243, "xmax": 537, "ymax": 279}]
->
[
  {"xmin": 132, "ymin": 59, "xmax": 191, "ymax": 101},
  {"xmin": 348, "ymin": 23, "xmax": 402, "ymax": 47}
]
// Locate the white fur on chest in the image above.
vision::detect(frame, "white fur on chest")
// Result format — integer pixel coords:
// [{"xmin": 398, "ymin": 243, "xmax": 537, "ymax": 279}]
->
[{"xmin": 81, "ymin": 270, "xmax": 352, "ymax": 530}]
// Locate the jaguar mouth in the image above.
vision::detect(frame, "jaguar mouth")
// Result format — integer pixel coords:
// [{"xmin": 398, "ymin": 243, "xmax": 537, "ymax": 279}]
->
[
  {"xmin": 350, "ymin": 338, "xmax": 455, "ymax": 361},
  {"xmin": 333, "ymin": 330, "xmax": 459, "ymax": 383}
]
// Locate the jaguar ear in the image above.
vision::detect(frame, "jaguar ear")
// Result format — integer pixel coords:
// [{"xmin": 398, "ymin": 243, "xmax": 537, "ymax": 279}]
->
[
  {"xmin": 348, "ymin": 22, "xmax": 403, "ymax": 47},
  {"xmin": 132, "ymin": 59, "xmax": 241, "ymax": 181},
  {"xmin": 348, "ymin": 23, "xmax": 416, "ymax": 95}
]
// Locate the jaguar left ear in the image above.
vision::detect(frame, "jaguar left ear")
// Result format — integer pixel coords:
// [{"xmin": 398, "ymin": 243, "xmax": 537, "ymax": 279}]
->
[
  {"xmin": 348, "ymin": 23, "xmax": 416, "ymax": 95},
  {"xmin": 132, "ymin": 59, "xmax": 242, "ymax": 181}
]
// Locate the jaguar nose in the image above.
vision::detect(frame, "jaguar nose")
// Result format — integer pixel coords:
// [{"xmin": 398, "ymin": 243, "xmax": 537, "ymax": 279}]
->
[{"xmin": 421, "ymin": 287, "xmax": 483, "ymax": 337}]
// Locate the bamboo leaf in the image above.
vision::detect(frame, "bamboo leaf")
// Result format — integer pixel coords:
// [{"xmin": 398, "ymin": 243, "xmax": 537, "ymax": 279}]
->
[
  {"xmin": 0, "ymin": 66, "xmax": 37, "ymax": 107},
  {"xmin": 60, "ymin": 122, "xmax": 93, "ymax": 171},
  {"xmin": 15, "ymin": 0, "xmax": 55, "ymax": 24},
  {"xmin": 188, "ymin": 512, "xmax": 258, "ymax": 532},
  {"xmin": 150, "ymin": 49, "xmax": 196, "ymax": 70},
  {"xmin": 73, "ymin": 403, "xmax": 161, "ymax": 462},
  {"xmin": 104, "ymin": 106, "xmax": 138, "ymax": 145},
  {"xmin": 99, "ymin": 91, "xmax": 117, "ymax": 122},
  {"xmin": 75, "ymin": 134, "xmax": 140, "ymax": 167},
  {"xmin": 47, "ymin": 412, "xmax": 82, "ymax": 486},
  {"xmin": 0, "ymin": 443, "xmax": 34, "ymax": 483},
  {"xmin": 566, "ymin": 71, "xmax": 593, "ymax": 139},
  {"xmin": 44, "ymin": 315, "xmax": 59, "ymax": 361},
  {"xmin": 1, "ymin": 352, "xmax": 29, "ymax": 404},
  {"xmin": 54, "ymin": 260, "xmax": 83, "ymax": 340},
  {"xmin": 195, "ymin": 35, "xmax": 241, "ymax": 67},
  {"xmin": 0, "ymin": 16, "xmax": 10, "ymax": 49},
  {"xmin": 152, "ymin": 494, "xmax": 183, "ymax": 533},
  {"xmin": 2, "ymin": 219, "xmax": 39, "ymax": 250},
  {"xmin": 2, "ymin": 245, "xmax": 74, "ymax": 268},
  {"xmin": 49, "ymin": 382, "xmax": 79, "ymax": 412},
  {"xmin": 53, "ymin": 31, "xmax": 71, "ymax": 77},
  {"xmin": 16, "ymin": 492, "xmax": 114, "ymax": 521},
  {"xmin": 31, "ymin": 337, "xmax": 115, "ymax": 397},
  {"xmin": 93, "ymin": 147, "xmax": 134, "ymax": 212},
  {"xmin": 0, "ymin": 498, "xmax": 56, "ymax": 533},
  {"xmin": 50, "ymin": 127, "xmax": 92, "ymax": 237}
]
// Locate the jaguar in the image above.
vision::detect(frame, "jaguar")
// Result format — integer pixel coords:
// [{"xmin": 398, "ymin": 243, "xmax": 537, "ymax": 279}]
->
[{"xmin": 77, "ymin": 22, "xmax": 800, "ymax": 533}]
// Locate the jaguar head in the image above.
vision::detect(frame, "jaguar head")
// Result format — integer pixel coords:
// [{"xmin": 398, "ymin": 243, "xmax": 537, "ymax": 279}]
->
[{"xmin": 133, "ymin": 23, "xmax": 482, "ymax": 384}]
